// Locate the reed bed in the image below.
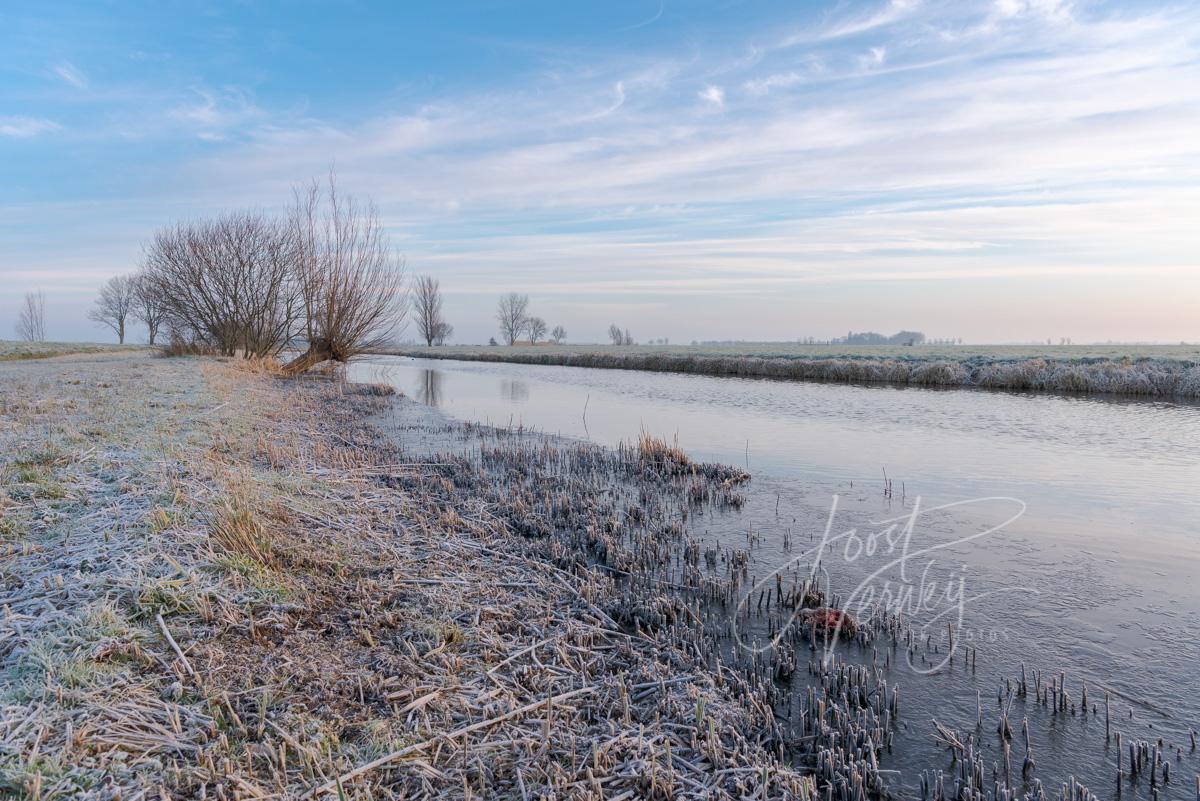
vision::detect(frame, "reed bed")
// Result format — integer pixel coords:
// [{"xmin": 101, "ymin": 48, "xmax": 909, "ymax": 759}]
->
[{"xmin": 392, "ymin": 347, "xmax": 1200, "ymax": 398}]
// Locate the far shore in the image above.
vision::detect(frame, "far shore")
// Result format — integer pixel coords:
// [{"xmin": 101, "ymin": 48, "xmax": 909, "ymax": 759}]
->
[{"xmin": 384, "ymin": 343, "xmax": 1200, "ymax": 398}]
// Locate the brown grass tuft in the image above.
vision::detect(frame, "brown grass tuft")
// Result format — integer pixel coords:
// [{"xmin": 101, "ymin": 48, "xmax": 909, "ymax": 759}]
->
[
  {"xmin": 209, "ymin": 495, "xmax": 278, "ymax": 570},
  {"xmin": 347, "ymin": 381, "xmax": 396, "ymax": 396},
  {"xmin": 157, "ymin": 337, "xmax": 223, "ymax": 357},
  {"xmin": 637, "ymin": 431, "xmax": 690, "ymax": 469},
  {"xmin": 228, "ymin": 355, "xmax": 285, "ymax": 375}
]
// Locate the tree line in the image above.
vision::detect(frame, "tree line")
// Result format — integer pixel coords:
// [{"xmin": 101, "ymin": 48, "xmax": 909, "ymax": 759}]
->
[
  {"xmin": 494, "ymin": 293, "xmax": 565, "ymax": 345},
  {"xmin": 20, "ymin": 187, "xmax": 654, "ymax": 352},
  {"xmin": 491, "ymin": 294, "xmax": 642, "ymax": 347},
  {"xmin": 59, "ymin": 175, "xmax": 459, "ymax": 370}
]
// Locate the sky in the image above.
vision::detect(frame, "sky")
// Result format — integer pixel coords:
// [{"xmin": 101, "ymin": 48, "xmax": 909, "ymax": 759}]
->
[{"xmin": 1, "ymin": 0, "xmax": 1198, "ymax": 345}]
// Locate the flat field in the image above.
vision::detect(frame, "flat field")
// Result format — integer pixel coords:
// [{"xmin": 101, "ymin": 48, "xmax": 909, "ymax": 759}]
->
[
  {"xmin": 388, "ymin": 343, "xmax": 1200, "ymax": 397},
  {"xmin": 395, "ymin": 342, "xmax": 1200, "ymax": 363},
  {"xmin": 0, "ymin": 339, "xmax": 145, "ymax": 362},
  {"xmin": 0, "ymin": 351, "xmax": 802, "ymax": 798}
]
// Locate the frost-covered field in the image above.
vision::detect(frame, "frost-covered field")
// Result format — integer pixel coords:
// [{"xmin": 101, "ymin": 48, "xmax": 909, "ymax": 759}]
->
[
  {"xmin": 397, "ymin": 342, "xmax": 1200, "ymax": 362},
  {"xmin": 0, "ymin": 352, "xmax": 805, "ymax": 799},
  {"xmin": 0, "ymin": 340, "xmax": 145, "ymax": 362},
  {"xmin": 393, "ymin": 343, "xmax": 1200, "ymax": 397},
  {"xmin": 0, "ymin": 351, "xmax": 294, "ymax": 795}
]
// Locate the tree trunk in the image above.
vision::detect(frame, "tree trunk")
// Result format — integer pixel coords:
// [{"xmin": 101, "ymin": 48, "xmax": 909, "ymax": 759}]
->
[{"xmin": 282, "ymin": 338, "xmax": 334, "ymax": 375}]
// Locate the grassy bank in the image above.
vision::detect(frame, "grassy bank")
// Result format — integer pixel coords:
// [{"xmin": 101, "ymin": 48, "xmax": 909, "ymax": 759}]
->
[
  {"xmin": 390, "ymin": 343, "xmax": 1200, "ymax": 398},
  {"xmin": 0, "ymin": 352, "xmax": 808, "ymax": 799},
  {"xmin": 0, "ymin": 340, "xmax": 146, "ymax": 362}
]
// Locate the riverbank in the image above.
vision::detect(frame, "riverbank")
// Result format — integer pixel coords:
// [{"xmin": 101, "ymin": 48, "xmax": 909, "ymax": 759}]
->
[
  {"xmin": 389, "ymin": 344, "xmax": 1200, "ymax": 398},
  {"xmin": 0, "ymin": 352, "xmax": 808, "ymax": 799},
  {"xmin": 357, "ymin": 348, "xmax": 1200, "ymax": 801}
]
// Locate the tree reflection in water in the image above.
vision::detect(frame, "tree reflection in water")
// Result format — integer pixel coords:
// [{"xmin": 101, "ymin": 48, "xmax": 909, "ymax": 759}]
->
[
  {"xmin": 417, "ymin": 368, "xmax": 442, "ymax": 406},
  {"xmin": 500, "ymin": 379, "xmax": 529, "ymax": 402}
]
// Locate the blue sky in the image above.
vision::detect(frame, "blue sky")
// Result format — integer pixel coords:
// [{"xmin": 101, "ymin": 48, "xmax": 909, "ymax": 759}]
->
[{"xmin": 2, "ymin": 0, "xmax": 1198, "ymax": 344}]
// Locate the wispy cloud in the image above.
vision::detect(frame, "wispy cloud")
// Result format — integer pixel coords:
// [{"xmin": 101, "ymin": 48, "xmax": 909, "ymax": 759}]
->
[
  {"xmin": 166, "ymin": 1, "xmax": 1197, "ymax": 273},
  {"xmin": 0, "ymin": 116, "xmax": 60, "ymax": 137},
  {"xmin": 991, "ymin": 0, "xmax": 1073, "ymax": 23},
  {"xmin": 168, "ymin": 87, "xmax": 265, "ymax": 137},
  {"xmin": 698, "ymin": 84, "xmax": 724, "ymax": 107},
  {"xmin": 618, "ymin": 0, "xmax": 665, "ymax": 32},
  {"xmin": 577, "ymin": 81, "xmax": 627, "ymax": 122},
  {"xmin": 809, "ymin": 0, "xmax": 923, "ymax": 42},
  {"xmin": 4, "ymin": 0, "xmax": 1199, "ymax": 341},
  {"xmin": 860, "ymin": 46, "xmax": 887, "ymax": 68},
  {"xmin": 51, "ymin": 61, "xmax": 88, "ymax": 89}
]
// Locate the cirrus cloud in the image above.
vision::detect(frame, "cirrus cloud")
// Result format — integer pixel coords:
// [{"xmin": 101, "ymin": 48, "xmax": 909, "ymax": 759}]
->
[{"xmin": 0, "ymin": 116, "xmax": 61, "ymax": 137}]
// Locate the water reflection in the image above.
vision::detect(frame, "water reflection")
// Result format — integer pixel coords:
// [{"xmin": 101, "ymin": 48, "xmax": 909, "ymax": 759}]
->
[
  {"xmin": 500, "ymin": 378, "xmax": 529, "ymax": 402},
  {"xmin": 355, "ymin": 356, "xmax": 1200, "ymax": 508},
  {"xmin": 417, "ymin": 368, "xmax": 442, "ymax": 407},
  {"xmin": 350, "ymin": 353, "xmax": 1200, "ymax": 799}
]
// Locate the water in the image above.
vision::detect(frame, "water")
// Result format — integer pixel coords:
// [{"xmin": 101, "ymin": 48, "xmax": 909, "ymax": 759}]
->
[{"xmin": 354, "ymin": 355, "xmax": 1200, "ymax": 798}]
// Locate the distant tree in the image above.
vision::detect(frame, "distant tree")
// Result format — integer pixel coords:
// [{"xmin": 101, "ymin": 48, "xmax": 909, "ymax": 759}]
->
[
  {"xmin": 88, "ymin": 274, "xmax": 137, "ymax": 344},
  {"xmin": 623, "ymin": 328, "xmax": 633, "ymax": 346},
  {"xmin": 15, "ymin": 290, "xmax": 46, "ymax": 342},
  {"xmin": 551, "ymin": 324, "xmax": 566, "ymax": 344},
  {"xmin": 488, "ymin": 336, "xmax": 498, "ymax": 346},
  {"xmin": 412, "ymin": 275, "xmax": 448, "ymax": 347},
  {"xmin": 608, "ymin": 323, "xmax": 624, "ymax": 345},
  {"xmin": 835, "ymin": 330, "xmax": 926, "ymax": 346},
  {"xmin": 892, "ymin": 330, "xmax": 925, "ymax": 346},
  {"xmin": 526, "ymin": 316, "xmax": 547, "ymax": 343},
  {"xmin": 432, "ymin": 321, "xmax": 453, "ymax": 345},
  {"xmin": 130, "ymin": 271, "xmax": 166, "ymax": 345},
  {"xmin": 496, "ymin": 293, "xmax": 529, "ymax": 345}
]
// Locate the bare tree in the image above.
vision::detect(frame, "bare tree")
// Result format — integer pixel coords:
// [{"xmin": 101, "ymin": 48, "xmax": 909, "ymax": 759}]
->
[
  {"xmin": 15, "ymin": 290, "xmax": 46, "ymax": 341},
  {"xmin": 526, "ymin": 316, "xmax": 547, "ymax": 344},
  {"xmin": 432, "ymin": 321, "xmax": 453, "ymax": 345},
  {"xmin": 130, "ymin": 271, "xmax": 167, "ymax": 345},
  {"xmin": 284, "ymin": 176, "xmax": 408, "ymax": 373},
  {"xmin": 144, "ymin": 211, "xmax": 302, "ymax": 358},
  {"xmin": 608, "ymin": 323, "xmax": 624, "ymax": 345},
  {"xmin": 624, "ymin": 328, "xmax": 634, "ymax": 346},
  {"xmin": 551, "ymin": 324, "xmax": 566, "ymax": 344},
  {"xmin": 496, "ymin": 293, "xmax": 529, "ymax": 346},
  {"xmin": 412, "ymin": 275, "xmax": 447, "ymax": 347},
  {"xmin": 88, "ymin": 274, "xmax": 137, "ymax": 344}
]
